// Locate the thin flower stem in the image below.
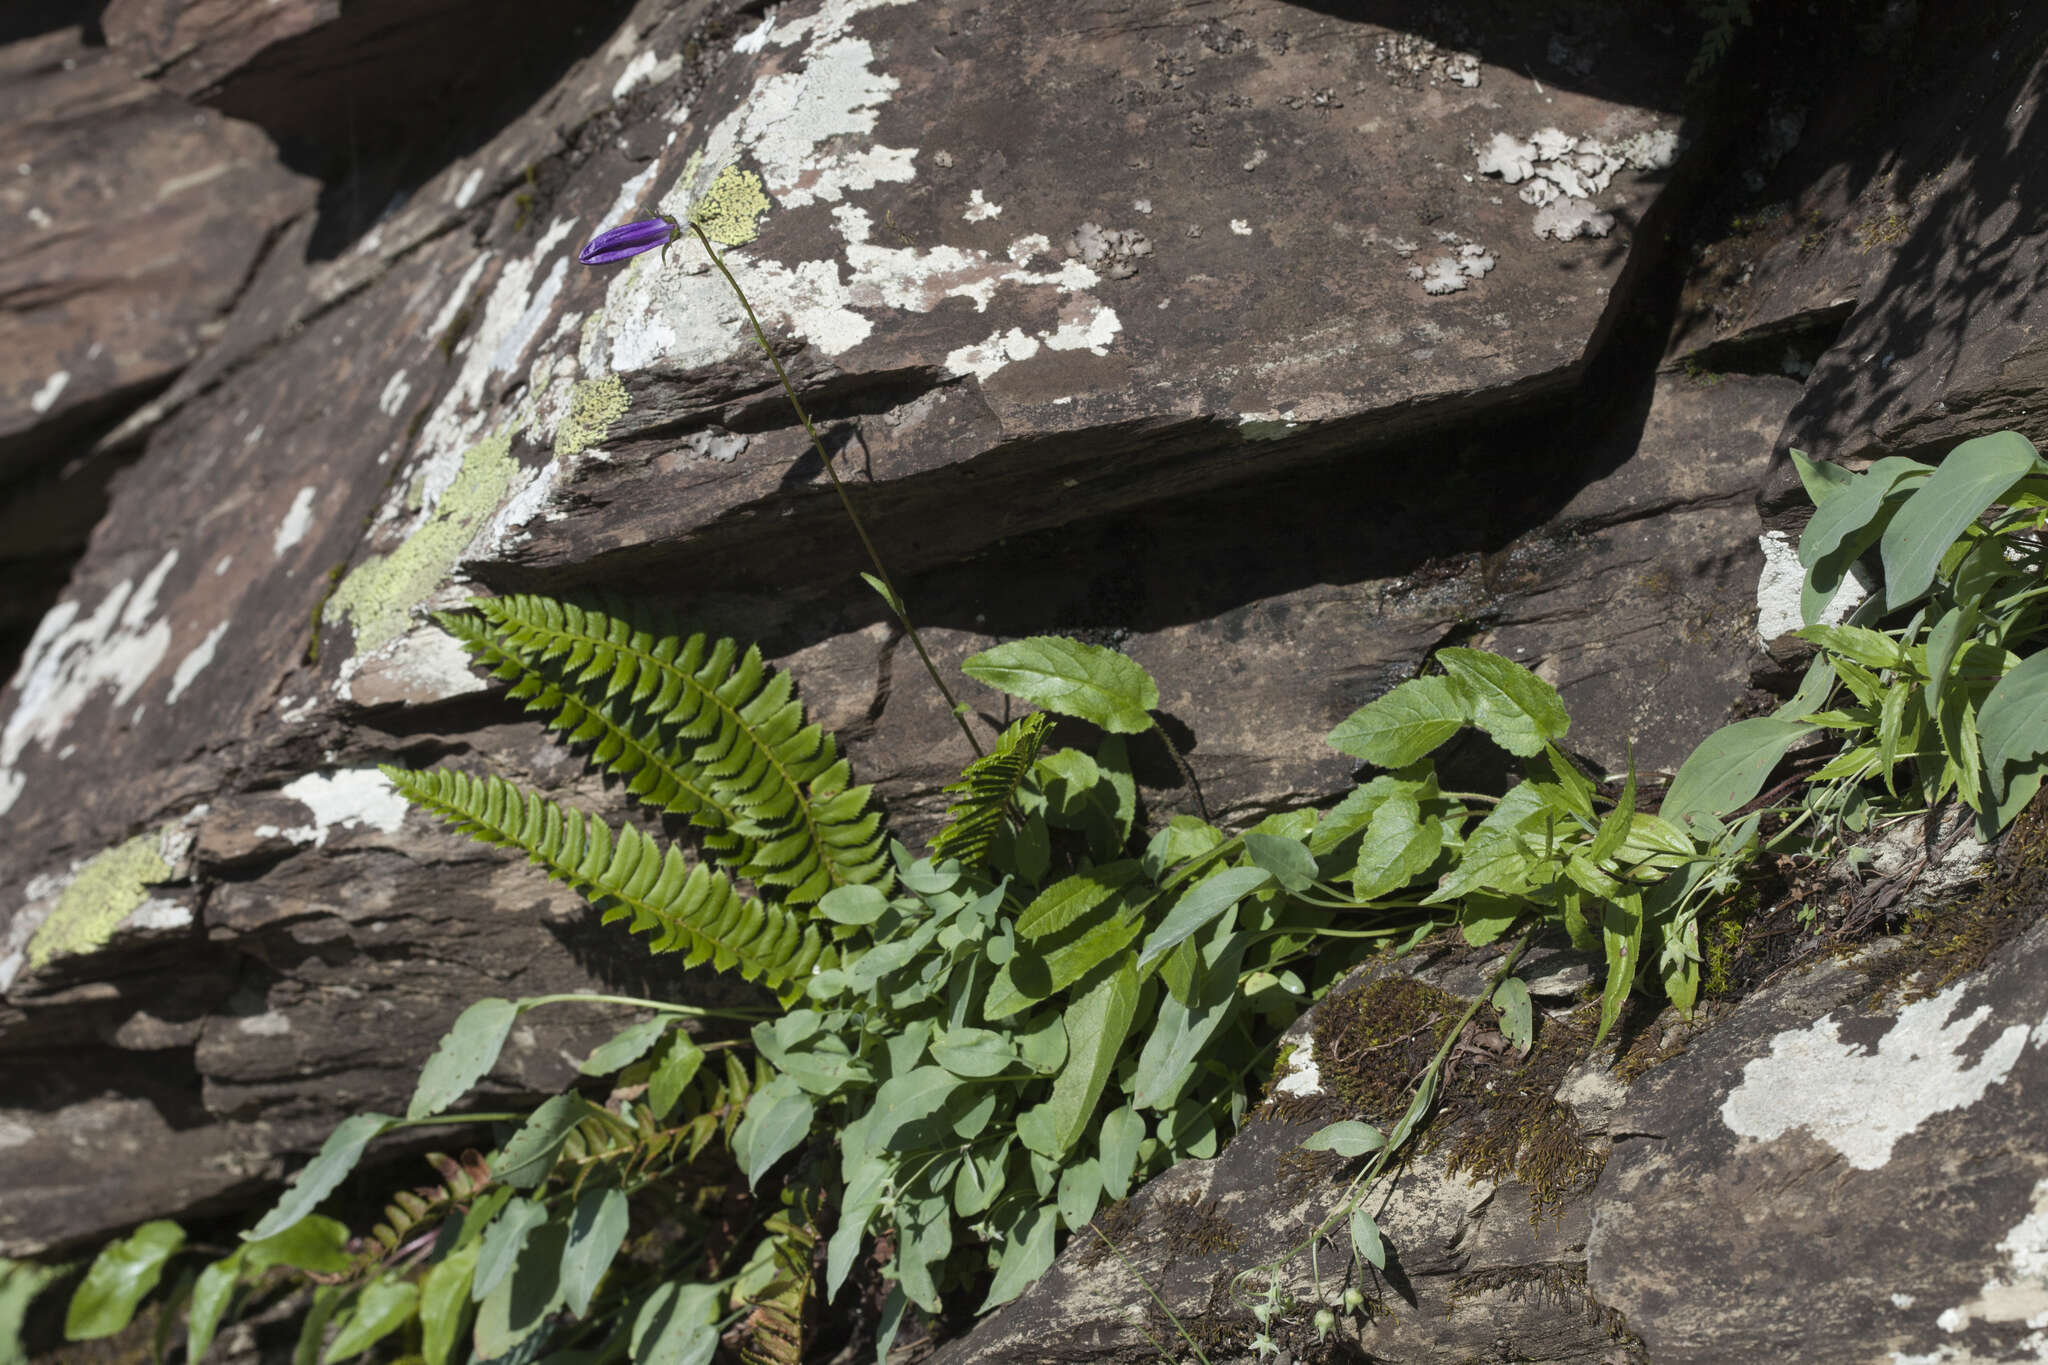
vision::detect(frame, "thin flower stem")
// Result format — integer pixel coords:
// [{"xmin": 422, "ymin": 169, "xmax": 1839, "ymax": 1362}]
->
[
  {"xmin": 688, "ymin": 222, "xmax": 984, "ymax": 758},
  {"xmin": 517, "ymin": 992, "xmax": 769, "ymax": 1019},
  {"xmin": 1148, "ymin": 717, "xmax": 1209, "ymax": 820}
]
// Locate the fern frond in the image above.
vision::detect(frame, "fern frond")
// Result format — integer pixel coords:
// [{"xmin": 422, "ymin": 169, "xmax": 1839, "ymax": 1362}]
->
[
  {"xmin": 382, "ymin": 766, "xmax": 833, "ymax": 998},
  {"xmin": 435, "ymin": 609, "xmax": 754, "ymax": 863},
  {"xmin": 460, "ymin": 595, "xmax": 890, "ymax": 904},
  {"xmin": 739, "ymin": 1196, "xmax": 818, "ymax": 1365},
  {"xmin": 929, "ymin": 712, "xmax": 1052, "ymax": 867}
]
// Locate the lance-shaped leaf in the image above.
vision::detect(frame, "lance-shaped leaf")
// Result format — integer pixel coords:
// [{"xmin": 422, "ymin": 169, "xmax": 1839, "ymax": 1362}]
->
[
  {"xmin": 246, "ymin": 1115, "xmax": 396, "ymax": 1241},
  {"xmin": 1880, "ymin": 431, "xmax": 2042, "ymax": 606},
  {"xmin": 1046, "ymin": 962, "xmax": 1141, "ymax": 1155},
  {"xmin": 65, "ymin": 1222, "xmax": 185, "ymax": 1340}
]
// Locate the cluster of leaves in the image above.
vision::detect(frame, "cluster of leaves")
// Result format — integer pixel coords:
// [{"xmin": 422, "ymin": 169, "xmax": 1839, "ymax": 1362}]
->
[{"xmin": 27, "ymin": 432, "xmax": 2048, "ymax": 1365}]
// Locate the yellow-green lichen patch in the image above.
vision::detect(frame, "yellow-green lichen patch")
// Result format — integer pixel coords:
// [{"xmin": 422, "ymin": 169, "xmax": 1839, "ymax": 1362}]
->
[
  {"xmin": 325, "ymin": 427, "xmax": 520, "ymax": 656},
  {"xmin": 689, "ymin": 165, "xmax": 771, "ymax": 246},
  {"xmin": 26, "ymin": 832, "xmax": 172, "ymax": 970},
  {"xmin": 554, "ymin": 375, "xmax": 630, "ymax": 456}
]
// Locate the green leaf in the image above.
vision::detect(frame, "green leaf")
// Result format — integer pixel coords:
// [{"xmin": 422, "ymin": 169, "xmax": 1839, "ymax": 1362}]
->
[
  {"xmin": 1425, "ymin": 782, "xmax": 1549, "ymax": 904},
  {"xmin": 1492, "ymin": 977, "xmax": 1533, "ymax": 1049},
  {"xmin": 411, "ymin": 998, "xmax": 519, "ymax": 1119},
  {"xmin": 1143, "ymin": 815, "xmax": 1225, "ymax": 879},
  {"xmin": 1135, "ymin": 867, "xmax": 1272, "ymax": 969},
  {"xmin": 474, "ymin": 1220, "xmax": 568, "ymax": 1359},
  {"xmin": 1132, "ymin": 934, "xmax": 1247, "ymax": 1110},
  {"xmin": 1797, "ymin": 456, "xmax": 1930, "ymax": 624},
  {"xmin": 1979, "ymin": 651, "xmax": 2048, "ymax": 808},
  {"xmin": 1326, "ymin": 676, "xmax": 1470, "ymax": 767},
  {"xmin": 731, "ymin": 1074, "xmax": 815, "ymax": 1187},
  {"xmin": 1047, "ymin": 962, "xmax": 1141, "ymax": 1155},
  {"xmin": 2, "ymin": 1263, "xmax": 71, "ymax": 1365},
  {"xmin": 183, "ymin": 1258, "xmax": 240, "ymax": 1365},
  {"xmin": 1303, "ymin": 1121, "xmax": 1386, "ymax": 1158},
  {"xmin": 1097, "ymin": 1108, "xmax": 1146, "ymax": 1200},
  {"xmin": 1436, "ymin": 649, "xmax": 1569, "ymax": 757},
  {"xmin": 580, "ymin": 1017, "xmax": 670, "ymax": 1076},
  {"xmin": 495, "ymin": 1096, "xmax": 592, "ymax": 1190},
  {"xmin": 860, "ymin": 572, "xmax": 905, "ymax": 617},
  {"xmin": 1925, "ymin": 605, "xmax": 1975, "ymax": 714},
  {"xmin": 1240, "ymin": 832, "xmax": 1319, "ymax": 892},
  {"xmin": 246, "ymin": 1115, "xmax": 396, "ymax": 1241},
  {"xmin": 473, "ymin": 1198, "xmax": 549, "ymax": 1304},
  {"xmin": 1789, "ymin": 447, "xmax": 1854, "ymax": 506},
  {"xmin": 1057, "ymin": 1159, "xmax": 1104, "ymax": 1231},
  {"xmin": 1348, "ymin": 1208, "xmax": 1385, "ymax": 1270},
  {"xmin": 1525, "ymin": 744, "xmax": 1596, "ymax": 825},
  {"xmin": 243, "ymin": 1217, "xmax": 351, "ymax": 1275},
  {"xmin": 1659, "ymin": 718, "xmax": 1813, "ymax": 835},
  {"xmin": 1881, "ymin": 431, "xmax": 2042, "ymax": 606},
  {"xmin": 630, "ymin": 1283, "xmax": 719, "ymax": 1365},
  {"xmin": 66, "ymin": 1222, "xmax": 185, "ymax": 1341},
  {"xmin": 1016, "ymin": 864, "xmax": 1143, "ymax": 940},
  {"xmin": 816, "ymin": 885, "xmax": 889, "ymax": 925},
  {"xmin": 420, "ymin": 1242, "xmax": 479, "ymax": 1365},
  {"xmin": 1594, "ymin": 893, "xmax": 1643, "ymax": 1047},
  {"xmin": 1587, "ymin": 753, "xmax": 1638, "ymax": 864},
  {"xmin": 324, "ymin": 1277, "xmax": 416, "ymax": 1362},
  {"xmin": 648, "ymin": 1034, "xmax": 706, "ymax": 1120},
  {"xmin": 865, "ymin": 1067, "xmax": 960, "ymax": 1148},
  {"xmin": 979, "ymin": 1203, "xmax": 1057, "ymax": 1311},
  {"xmin": 1457, "ymin": 890, "xmax": 1523, "ymax": 947},
  {"xmin": 985, "ymin": 899, "xmax": 1146, "ymax": 1019},
  {"xmin": 1796, "ymin": 623, "xmax": 1906, "ymax": 671},
  {"xmin": 560, "ymin": 1188, "xmax": 629, "ymax": 1317},
  {"xmin": 961, "ymin": 637, "xmax": 1160, "ymax": 733},
  {"xmin": 292, "ymin": 1286, "xmax": 343, "ymax": 1365},
  {"xmin": 1016, "ymin": 1012, "xmax": 1068, "ymax": 1073},
  {"xmin": 932, "ymin": 1027, "xmax": 1019, "ymax": 1078},
  {"xmin": 1350, "ymin": 793, "xmax": 1442, "ymax": 902}
]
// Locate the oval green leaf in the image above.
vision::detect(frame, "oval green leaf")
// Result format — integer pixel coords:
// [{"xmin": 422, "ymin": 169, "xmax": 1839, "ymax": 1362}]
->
[
  {"xmin": 1303, "ymin": 1121, "xmax": 1386, "ymax": 1158},
  {"xmin": 65, "ymin": 1221, "xmax": 185, "ymax": 1341},
  {"xmin": 410, "ymin": 998, "xmax": 518, "ymax": 1120},
  {"xmin": 961, "ymin": 637, "xmax": 1159, "ymax": 733},
  {"xmin": 1326, "ymin": 675, "xmax": 1470, "ymax": 767}
]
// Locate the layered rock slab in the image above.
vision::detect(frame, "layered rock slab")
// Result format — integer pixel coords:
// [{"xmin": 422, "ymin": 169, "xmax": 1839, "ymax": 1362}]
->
[{"xmin": 1588, "ymin": 918, "xmax": 2048, "ymax": 1363}]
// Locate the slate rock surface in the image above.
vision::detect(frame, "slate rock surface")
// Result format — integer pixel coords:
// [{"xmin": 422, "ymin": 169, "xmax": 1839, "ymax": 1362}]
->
[{"xmin": 0, "ymin": 8, "xmax": 2045, "ymax": 1364}]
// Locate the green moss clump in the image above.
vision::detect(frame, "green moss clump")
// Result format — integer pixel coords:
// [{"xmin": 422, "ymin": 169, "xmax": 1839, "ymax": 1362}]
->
[
  {"xmin": 1439, "ymin": 1005, "xmax": 1604, "ymax": 1219},
  {"xmin": 1310, "ymin": 975, "xmax": 1463, "ymax": 1122},
  {"xmin": 1859, "ymin": 793, "xmax": 2048, "ymax": 1003},
  {"xmin": 1156, "ymin": 1195, "xmax": 1241, "ymax": 1256}
]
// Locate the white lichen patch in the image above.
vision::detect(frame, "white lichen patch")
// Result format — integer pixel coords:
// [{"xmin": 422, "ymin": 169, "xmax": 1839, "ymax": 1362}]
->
[
  {"xmin": 166, "ymin": 621, "xmax": 228, "ymax": 705},
  {"xmin": 1755, "ymin": 529, "xmax": 1872, "ymax": 641},
  {"xmin": 1230, "ymin": 218, "xmax": 1253, "ymax": 236},
  {"xmin": 378, "ymin": 369, "xmax": 412, "ymax": 418},
  {"xmin": 1274, "ymin": 1036, "xmax": 1322, "ymax": 1097},
  {"xmin": 1064, "ymin": 222, "xmax": 1152, "ymax": 280},
  {"xmin": 0, "ymin": 550, "xmax": 179, "ymax": 817},
  {"xmin": 1373, "ymin": 31, "xmax": 1481, "ymax": 87},
  {"xmin": 1720, "ymin": 980, "xmax": 2029, "ymax": 1170},
  {"xmin": 1409, "ymin": 241, "xmax": 1497, "ymax": 294},
  {"xmin": 1477, "ymin": 126, "xmax": 1676, "ymax": 238},
  {"xmin": 658, "ymin": 2, "xmax": 918, "ymax": 215},
  {"xmin": 612, "ymin": 48, "xmax": 681, "ymax": 102},
  {"xmin": 453, "ymin": 168, "xmax": 484, "ymax": 210},
  {"xmin": 272, "ymin": 486, "xmax": 318, "ymax": 558},
  {"xmin": 29, "ymin": 370, "xmax": 69, "ymax": 415},
  {"xmin": 1896, "ymin": 1178, "xmax": 2048, "ymax": 1362},
  {"xmin": 259, "ymin": 769, "xmax": 411, "ymax": 849},
  {"xmin": 963, "ymin": 189, "xmax": 1002, "ymax": 222}
]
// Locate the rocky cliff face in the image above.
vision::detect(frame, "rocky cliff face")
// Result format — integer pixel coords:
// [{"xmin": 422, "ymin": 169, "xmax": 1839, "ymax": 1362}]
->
[{"xmin": 2, "ymin": 0, "xmax": 2045, "ymax": 1359}]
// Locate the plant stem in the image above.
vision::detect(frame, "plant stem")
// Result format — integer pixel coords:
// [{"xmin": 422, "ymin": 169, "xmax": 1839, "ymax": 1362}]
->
[
  {"xmin": 518, "ymin": 992, "xmax": 769, "ymax": 1019},
  {"xmin": 689, "ymin": 222, "xmax": 984, "ymax": 758},
  {"xmin": 1148, "ymin": 717, "xmax": 1209, "ymax": 820},
  {"xmin": 1085, "ymin": 1225, "xmax": 1215, "ymax": 1365}
]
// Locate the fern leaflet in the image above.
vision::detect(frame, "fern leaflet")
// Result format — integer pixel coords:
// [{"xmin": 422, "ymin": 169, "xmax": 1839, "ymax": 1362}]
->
[
  {"xmin": 382, "ymin": 766, "xmax": 832, "ymax": 998},
  {"xmin": 929, "ymin": 712, "xmax": 1052, "ymax": 867},
  {"xmin": 460, "ymin": 595, "xmax": 889, "ymax": 904},
  {"xmin": 436, "ymin": 609, "xmax": 752, "ymax": 864},
  {"xmin": 738, "ymin": 1194, "xmax": 818, "ymax": 1365}
]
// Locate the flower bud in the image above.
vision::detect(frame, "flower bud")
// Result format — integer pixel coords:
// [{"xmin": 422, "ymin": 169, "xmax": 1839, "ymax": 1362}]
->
[
  {"xmin": 1314, "ymin": 1308, "xmax": 1337, "ymax": 1340},
  {"xmin": 578, "ymin": 217, "xmax": 679, "ymax": 265},
  {"xmin": 1342, "ymin": 1287, "xmax": 1367, "ymax": 1314}
]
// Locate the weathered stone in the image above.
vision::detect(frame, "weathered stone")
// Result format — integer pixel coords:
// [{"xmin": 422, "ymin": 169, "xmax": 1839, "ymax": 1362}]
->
[
  {"xmin": 1588, "ymin": 919, "xmax": 2048, "ymax": 1363},
  {"xmin": 0, "ymin": 26, "xmax": 314, "ymax": 511}
]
